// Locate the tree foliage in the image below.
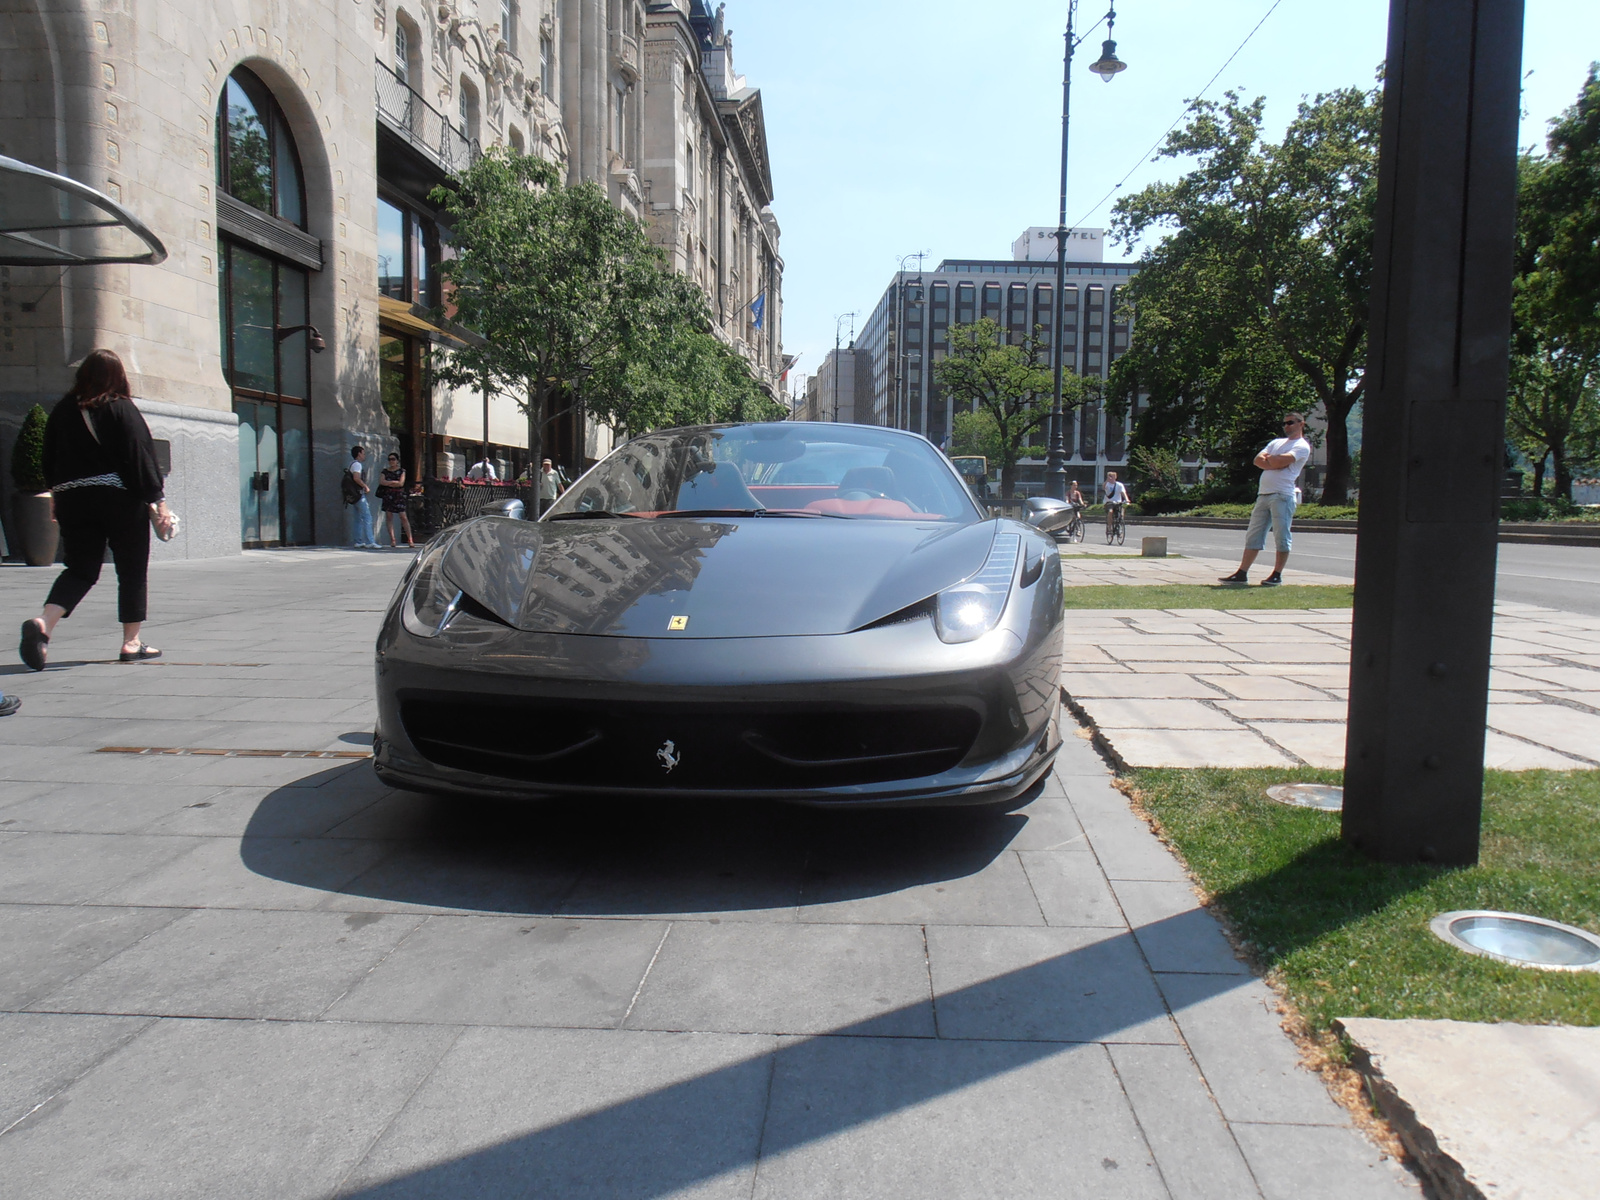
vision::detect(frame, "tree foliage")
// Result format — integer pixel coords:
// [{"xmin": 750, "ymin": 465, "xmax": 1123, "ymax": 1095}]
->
[
  {"xmin": 430, "ymin": 149, "xmax": 778, "ymax": 463},
  {"xmin": 9, "ymin": 404, "xmax": 48, "ymax": 494},
  {"xmin": 1508, "ymin": 66, "xmax": 1600, "ymax": 500},
  {"xmin": 935, "ymin": 318, "xmax": 1089, "ymax": 498},
  {"xmin": 1109, "ymin": 83, "xmax": 1381, "ymax": 502}
]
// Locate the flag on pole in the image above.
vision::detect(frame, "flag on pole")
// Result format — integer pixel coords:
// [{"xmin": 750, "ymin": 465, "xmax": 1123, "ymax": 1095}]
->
[{"xmin": 750, "ymin": 292, "xmax": 765, "ymax": 331}]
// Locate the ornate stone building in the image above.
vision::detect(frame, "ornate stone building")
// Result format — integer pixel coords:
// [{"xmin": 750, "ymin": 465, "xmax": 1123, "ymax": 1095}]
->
[{"xmin": 0, "ymin": 0, "xmax": 781, "ymax": 557}]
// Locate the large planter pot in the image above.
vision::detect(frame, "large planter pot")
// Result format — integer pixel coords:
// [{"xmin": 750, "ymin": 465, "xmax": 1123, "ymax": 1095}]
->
[{"xmin": 12, "ymin": 493, "xmax": 59, "ymax": 567}]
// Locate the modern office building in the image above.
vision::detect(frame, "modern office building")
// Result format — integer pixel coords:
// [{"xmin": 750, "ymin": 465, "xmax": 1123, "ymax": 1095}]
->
[
  {"xmin": 851, "ymin": 231, "xmax": 1140, "ymax": 495},
  {"xmin": 0, "ymin": 0, "xmax": 782, "ymax": 556},
  {"xmin": 799, "ymin": 347, "xmax": 868, "ymax": 424}
]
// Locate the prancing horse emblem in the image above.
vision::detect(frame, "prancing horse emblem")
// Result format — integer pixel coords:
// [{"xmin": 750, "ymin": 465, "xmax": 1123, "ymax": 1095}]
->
[{"xmin": 656, "ymin": 740, "xmax": 680, "ymax": 773}]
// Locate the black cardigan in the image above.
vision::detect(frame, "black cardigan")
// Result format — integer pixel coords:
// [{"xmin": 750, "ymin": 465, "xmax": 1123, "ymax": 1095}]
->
[{"xmin": 42, "ymin": 394, "xmax": 165, "ymax": 504}]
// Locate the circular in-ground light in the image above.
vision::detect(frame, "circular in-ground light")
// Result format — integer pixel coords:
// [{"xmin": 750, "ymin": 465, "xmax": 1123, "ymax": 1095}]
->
[
  {"xmin": 1429, "ymin": 911, "xmax": 1600, "ymax": 972},
  {"xmin": 1265, "ymin": 783, "xmax": 1343, "ymax": 811}
]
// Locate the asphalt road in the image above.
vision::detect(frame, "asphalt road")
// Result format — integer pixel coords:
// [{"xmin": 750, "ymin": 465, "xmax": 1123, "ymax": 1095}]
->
[{"xmin": 1133, "ymin": 523, "xmax": 1600, "ymax": 617}]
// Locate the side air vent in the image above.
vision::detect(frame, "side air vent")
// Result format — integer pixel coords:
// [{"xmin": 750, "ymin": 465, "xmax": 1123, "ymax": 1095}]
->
[{"xmin": 854, "ymin": 597, "xmax": 935, "ymax": 632}]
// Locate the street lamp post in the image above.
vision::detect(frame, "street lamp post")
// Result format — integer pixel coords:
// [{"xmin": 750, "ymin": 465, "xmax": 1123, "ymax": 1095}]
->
[{"xmin": 1046, "ymin": 2, "xmax": 1127, "ymax": 500}]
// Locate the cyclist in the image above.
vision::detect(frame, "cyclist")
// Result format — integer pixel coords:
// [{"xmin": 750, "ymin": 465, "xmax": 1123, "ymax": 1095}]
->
[
  {"xmin": 1065, "ymin": 479, "xmax": 1087, "ymax": 541},
  {"xmin": 1102, "ymin": 471, "xmax": 1131, "ymax": 538}
]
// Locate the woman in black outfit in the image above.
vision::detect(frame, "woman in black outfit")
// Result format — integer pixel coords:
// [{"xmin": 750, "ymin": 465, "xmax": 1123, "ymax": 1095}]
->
[{"xmin": 18, "ymin": 350, "xmax": 175, "ymax": 670}]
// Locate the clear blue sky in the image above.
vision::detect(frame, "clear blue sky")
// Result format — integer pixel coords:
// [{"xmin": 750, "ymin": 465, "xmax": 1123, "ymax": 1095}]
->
[{"xmin": 721, "ymin": 0, "xmax": 1600, "ymax": 397}]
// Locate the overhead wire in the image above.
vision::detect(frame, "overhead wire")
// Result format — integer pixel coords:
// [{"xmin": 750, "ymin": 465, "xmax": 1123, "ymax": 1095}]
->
[{"xmin": 1068, "ymin": 0, "xmax": 1291, "ymax": 231}]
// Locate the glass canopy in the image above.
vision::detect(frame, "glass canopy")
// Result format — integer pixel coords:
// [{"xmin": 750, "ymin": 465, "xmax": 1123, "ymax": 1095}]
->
[{"xmin": 0, "ymin": 154, "xmax": 167, "ymax": 266}]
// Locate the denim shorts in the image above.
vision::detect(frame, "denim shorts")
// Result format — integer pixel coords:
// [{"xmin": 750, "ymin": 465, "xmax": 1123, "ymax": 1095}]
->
[{"xmin": 1244, "ymin": 492, "xmax": 1296, "ymax": 553}]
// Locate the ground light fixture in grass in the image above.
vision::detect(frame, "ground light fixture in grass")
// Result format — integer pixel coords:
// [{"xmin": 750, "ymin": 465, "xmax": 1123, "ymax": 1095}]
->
[
  {"xmin": 1124, "ymin": 766, "xmax": 1600, "ymax": 1038},
  {"xmin": 1267, "ymin": 783, "xmax": 1344, "ymax": 811},
  {"xmin": 1062, "ymin": 583, "xmax": 1355, "ymax": 610},
  {"xmin": 1429, "ymin": 911, "xmax": 1600, "ymax": 972}
]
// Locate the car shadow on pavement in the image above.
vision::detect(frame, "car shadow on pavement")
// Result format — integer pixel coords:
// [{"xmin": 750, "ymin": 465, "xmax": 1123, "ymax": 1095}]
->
[{"xmin": 240, "ymin": 766, "xmax": 1043, "ymax": 916}]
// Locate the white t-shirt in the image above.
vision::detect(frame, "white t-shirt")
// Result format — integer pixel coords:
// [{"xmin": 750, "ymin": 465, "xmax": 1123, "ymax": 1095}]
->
[
  {"xmin": 1103, "ymin": 480, "xmax": 1130, "ymax": 505},
  {"xmin": 466, "ymin": 460, "xmax": 498, "ymax": 481},
  {"xmin": 1258, "ymin": 437, "xmax": 1310, "ymax": 496}
]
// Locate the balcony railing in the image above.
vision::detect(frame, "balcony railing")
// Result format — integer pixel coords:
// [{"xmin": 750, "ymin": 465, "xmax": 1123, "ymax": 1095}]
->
[{"xmin": 375, "ymin": 62, "xmax": 481, "ymax": 177}]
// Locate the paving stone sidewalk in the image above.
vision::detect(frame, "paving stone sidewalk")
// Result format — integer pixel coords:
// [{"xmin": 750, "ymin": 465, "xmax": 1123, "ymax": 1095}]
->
[
  {"xmin": 0, "ymin": 550, "xmax": 1420, "ymax": 1198},
  {"xmin": 1063, "ymin": 603, "xmax": 1600, "ymax": 770},
  {"xmin": 1057, "ymin": 543, "xmax": 1353, "ymax": 589}
]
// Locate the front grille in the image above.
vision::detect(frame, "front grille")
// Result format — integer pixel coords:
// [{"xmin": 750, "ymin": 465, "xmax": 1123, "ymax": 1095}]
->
[{"xmin": 401, "ymin": 697, "xmax": 982, "ymax": 790}]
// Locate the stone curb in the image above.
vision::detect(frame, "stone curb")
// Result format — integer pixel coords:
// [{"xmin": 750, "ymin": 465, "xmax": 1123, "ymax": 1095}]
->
[
  {"xmin": 1335, "ymin": 1020, "xmax": 1483, "ymax": 1200},
  {"xmin": 1128, "ymin": 516, "xmax": 1600, "ymax": 547},
  {"xmin": 1059, "ymin": 687, "xmax": 1132, "ymax": 775}
]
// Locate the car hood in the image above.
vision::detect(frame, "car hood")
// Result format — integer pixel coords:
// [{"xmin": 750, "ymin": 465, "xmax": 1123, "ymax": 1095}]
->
[{"xmin": 440, "ymin": 516, "xmax": 997, "ymax": 638}]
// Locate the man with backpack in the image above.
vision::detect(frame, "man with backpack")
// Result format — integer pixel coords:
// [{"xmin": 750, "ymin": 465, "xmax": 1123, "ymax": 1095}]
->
[{"xmin": 343, "ymin": 445, "xmax": 378, "ymax": 548}]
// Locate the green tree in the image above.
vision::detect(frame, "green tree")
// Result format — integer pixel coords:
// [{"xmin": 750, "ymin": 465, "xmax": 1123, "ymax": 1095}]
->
[
  {"xmin": 431, "ymin": 150, "xmax": 697, "ymax": 464},
  {"xmin": 1508, "ymin": 67, "xmax": 1600, "ymax": 501},
  {"xmin": 934, "ymin": 319, "xmax": 1086, "ymax": 499},
  {"xmin": 1109, "ymin": 83, "xmax": 1381, "ymax": 503},
  {"xmin": 585, "ymin": 270, "xmax": 783, "ymax": 435}
]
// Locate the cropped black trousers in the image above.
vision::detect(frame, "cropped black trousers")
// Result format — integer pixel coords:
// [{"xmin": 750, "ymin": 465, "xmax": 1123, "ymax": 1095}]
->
[{"xmin": 44, "ymin": 487, "xmax": 151, "ymax": 624}]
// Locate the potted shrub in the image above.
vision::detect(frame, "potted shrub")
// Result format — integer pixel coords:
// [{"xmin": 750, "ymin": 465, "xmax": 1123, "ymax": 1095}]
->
[{"xmin": 9, "ymin": 404, "xmax": 57, "ymax": 566}]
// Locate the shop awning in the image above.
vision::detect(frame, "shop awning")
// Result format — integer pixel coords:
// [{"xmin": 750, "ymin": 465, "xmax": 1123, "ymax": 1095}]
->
[
  {"xmin": 378, "ymin": 296, "xmax": 483, "ymax": 348},
  {"xmin": 0, "ymin": 154, "xmax": 167, "ymax": 266}
]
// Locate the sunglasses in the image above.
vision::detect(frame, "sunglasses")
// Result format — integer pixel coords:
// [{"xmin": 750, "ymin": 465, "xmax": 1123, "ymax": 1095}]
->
[{"xmin": 1283, "ymin": 420, "xmax": 1302, "ymax": 426}]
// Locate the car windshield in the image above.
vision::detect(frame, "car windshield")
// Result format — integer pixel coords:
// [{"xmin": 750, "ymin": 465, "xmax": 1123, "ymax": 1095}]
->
[{"xmin": 545, "ymin": 424, "xmax": 982, "ymax": 523}]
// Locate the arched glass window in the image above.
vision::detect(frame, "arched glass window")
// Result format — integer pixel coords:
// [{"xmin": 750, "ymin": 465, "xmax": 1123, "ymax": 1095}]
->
[
  {"xmin": 217, "ymin": 67, "xmax": 304, "ymax": 228},
  {"xmin": 458, "ymin": 78, "xmax": 479, "ymax": 141},
  {"xmin": 395, "ymin": 22, "xmax": 410, "ymax": 85}
]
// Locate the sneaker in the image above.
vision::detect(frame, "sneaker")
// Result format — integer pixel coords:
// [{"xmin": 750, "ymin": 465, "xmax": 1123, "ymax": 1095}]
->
[
  {"xmin": 1218, "ymin": 570, "xmax": 1248, "ymax": 584},
  {"xmin": 1260, "ymin": 573, "xmax": 1283, "ymax": 587}
]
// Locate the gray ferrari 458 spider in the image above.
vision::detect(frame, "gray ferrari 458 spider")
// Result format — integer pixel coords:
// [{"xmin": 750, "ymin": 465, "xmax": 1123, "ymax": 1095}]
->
[{"xmin": 373, "ymin": 421, "xmax": 1063, "ymax": 807}]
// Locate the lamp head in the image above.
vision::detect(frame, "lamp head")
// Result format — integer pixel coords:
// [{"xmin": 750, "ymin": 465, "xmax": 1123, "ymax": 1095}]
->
[
  {"xmin": 308, "ymin": 328, "xmax": 327, "ymax": 353},
  {"xmin": 1089, "ymin": 38, "xmax": 1126, "ymax": 81}
]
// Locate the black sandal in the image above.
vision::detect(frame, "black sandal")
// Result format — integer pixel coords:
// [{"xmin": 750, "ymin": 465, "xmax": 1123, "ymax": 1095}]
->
[
  {"xmin": 119, "ymin": 644, "xmax": 162, "ymax": 663},
  {"xmin": 19, "ymin": 620, "xmax": 48, "ymax": 671}
]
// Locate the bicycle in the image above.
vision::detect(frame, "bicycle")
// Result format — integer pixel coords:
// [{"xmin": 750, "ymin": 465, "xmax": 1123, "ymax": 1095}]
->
[
  {"xmin": 1105, "ymin": 504, "xmax": 1127, "ymax": 546},
  {"xmin": 1062, "ymin": 507, "xmax": 1086, "ymax": 543}
]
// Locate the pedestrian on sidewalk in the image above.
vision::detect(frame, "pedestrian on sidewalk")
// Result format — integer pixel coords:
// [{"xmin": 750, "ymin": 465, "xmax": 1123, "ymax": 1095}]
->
[
  {"xmin": 537, "ymin": 457, "xmax": 560, "ymax": 516},
  {"xmin": 1220, "ymin": 412, "xmax": 1312, "ymax": 587},
  {"xmin": 376, "ymin": 452, "xmax": 414, "ymax": 548},
  {"xmin": 18, "ymin": 349, "xmax": 175, "ymax": 670},
  {"xmin": 343, "ymin": 445, "xmax": 379, "ymax": 547}
]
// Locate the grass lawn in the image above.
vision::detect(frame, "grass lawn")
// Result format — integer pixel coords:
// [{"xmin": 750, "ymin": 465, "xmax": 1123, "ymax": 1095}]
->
[
  {"xmin": 1127, "ymin": 767, "xmax": 1600, "ymax": 1039},
  {"xmin": 1062, "ymin": 583, "xmax": 1354, "ymax": 609}
]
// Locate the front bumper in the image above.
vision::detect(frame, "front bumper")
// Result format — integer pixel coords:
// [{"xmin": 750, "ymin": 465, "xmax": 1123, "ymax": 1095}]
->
[{"xmin": 373, "ymin": 606, "xmax": 1062, "ymax": 808}]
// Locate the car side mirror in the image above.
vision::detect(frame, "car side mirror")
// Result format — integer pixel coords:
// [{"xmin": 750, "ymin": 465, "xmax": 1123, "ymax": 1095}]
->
[{"xmin": 479, "ymin": 498, "xmax": 526, "ymax": 521}]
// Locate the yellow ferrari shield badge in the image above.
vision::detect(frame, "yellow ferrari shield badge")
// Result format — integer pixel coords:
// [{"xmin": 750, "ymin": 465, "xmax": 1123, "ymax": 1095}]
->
[{"xmin": 668, "ymin": 615, "xmax": 689, "ymax": 631}]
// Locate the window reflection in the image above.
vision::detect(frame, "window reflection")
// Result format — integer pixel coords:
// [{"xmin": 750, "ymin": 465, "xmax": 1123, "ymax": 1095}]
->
[
  {"xmin": 217, "ymin": 67, "xmax": 305, "ymax": 228},
  {"xmin": 379, "ymin": 198, "xmax": 406, "ymax": 300},
  {"xmin": 223, "ymin": 76, "xmax": 272, "ymax": 213}
]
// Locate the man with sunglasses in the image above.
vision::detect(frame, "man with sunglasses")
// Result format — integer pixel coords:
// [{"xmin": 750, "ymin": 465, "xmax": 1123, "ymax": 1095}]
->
[{"xmin": 1220, "ymin": 413, "xmax": 1312, "ymax": 586}]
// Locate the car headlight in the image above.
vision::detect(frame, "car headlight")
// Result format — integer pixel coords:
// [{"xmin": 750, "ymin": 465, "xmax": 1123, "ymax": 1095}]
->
[
  {"xmin": 934, "ymin": 532, "xmax": 1021, "ymax": 644},
  {"xmin": 401, "ymin": 541, "xmax": 463, "ymax": 638}
]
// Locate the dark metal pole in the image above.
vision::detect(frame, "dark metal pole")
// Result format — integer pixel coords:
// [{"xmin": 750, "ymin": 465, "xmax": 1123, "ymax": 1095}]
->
[
  {"xmin": 1045, "ymin": 2, "xmax": 1077, "ymax": 501},
  {"xmin": 1342, "ymin": 0, "xmax": 1525, "ymax": 865}
]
